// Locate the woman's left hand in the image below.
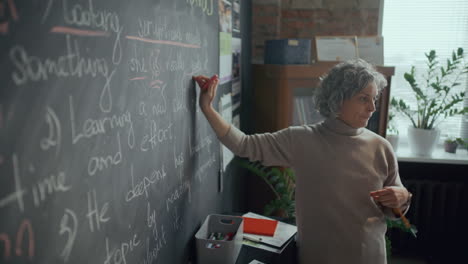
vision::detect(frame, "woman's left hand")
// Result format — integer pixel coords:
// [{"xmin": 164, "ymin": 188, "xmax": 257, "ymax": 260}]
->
[{"xmin": 370, "ymin": 186, "xmax": 409, "ymax": 208}]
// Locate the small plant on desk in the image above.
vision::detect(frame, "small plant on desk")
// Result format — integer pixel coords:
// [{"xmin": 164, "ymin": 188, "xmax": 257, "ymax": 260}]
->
[{"xmin": 235, "ymin": 158, "xmax": 296, "ymax": 221}]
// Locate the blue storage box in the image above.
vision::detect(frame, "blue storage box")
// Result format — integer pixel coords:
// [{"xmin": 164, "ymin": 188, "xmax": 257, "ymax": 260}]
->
[{"xmin": 264, "ymin": 39, "xmax": 311, "ymax": 64}]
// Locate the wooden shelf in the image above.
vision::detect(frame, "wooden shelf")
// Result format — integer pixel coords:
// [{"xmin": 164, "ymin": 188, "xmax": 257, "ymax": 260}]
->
[{"xmin": 252, "ymin": 62, "xmax": 395, "ymax": 137}]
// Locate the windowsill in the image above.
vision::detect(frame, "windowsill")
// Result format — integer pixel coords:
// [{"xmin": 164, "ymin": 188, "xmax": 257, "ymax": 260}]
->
[{"xmin": 395, "ymin": 143, "xmax": 468, "ymax": 165}]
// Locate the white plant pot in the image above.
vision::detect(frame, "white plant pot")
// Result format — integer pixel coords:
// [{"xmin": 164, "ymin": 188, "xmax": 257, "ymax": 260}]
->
[
  {"xmin": 407, "ymin": 126, "xmax": 440, "ymax": 156},
  {"xmin": 386, "ymin": 134, "xmax": 399, "ymax": 152}
]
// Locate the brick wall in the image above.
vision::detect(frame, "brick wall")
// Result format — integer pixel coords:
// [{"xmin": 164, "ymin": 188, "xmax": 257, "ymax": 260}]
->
[
  {"xmin": 252, "ymin": 0, "xmax": 380, "ymax": 62},
  {"xmin": 251, "ymin": 0, "xmax": 283, "ymax": 63}
]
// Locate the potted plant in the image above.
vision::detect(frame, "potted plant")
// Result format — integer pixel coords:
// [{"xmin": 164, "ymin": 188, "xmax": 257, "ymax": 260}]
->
[
  {"xmin": 235, "ymin": 158, "xmax": 296, "ymax": 221},
  {"xmin": 386, "ymin": 217, "xmax": 418, "ymax": 259},
  {"xmin": 391, "ymin": 48, "xmax": 468, "ymax": 156},
  {"xmin": 386, "ymin": 107, "xmax": 400, "ymax": 152},
  {"xmin": 444, "ymin": 137, "xmax": 466, "ymax": 153}
]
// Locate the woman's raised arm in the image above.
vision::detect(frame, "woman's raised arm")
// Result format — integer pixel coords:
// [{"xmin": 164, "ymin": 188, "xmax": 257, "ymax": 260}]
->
[{"xmin": 194, "ymin": 75, "xmax": 230, "ymax": 138}]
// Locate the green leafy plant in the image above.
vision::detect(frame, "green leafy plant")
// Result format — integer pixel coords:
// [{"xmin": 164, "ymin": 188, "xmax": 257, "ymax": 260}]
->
[
  {"xmin": 391, "ymin": 48, "xmax": 468, "ymax": 130},
  {"xmin": 444, "ymin": 137, "xmax": 465, "ymax": 145},
  {"xmin": 444, "ymin": 137, "xmax": 467, "ymax": 153},
  {"xmin": 386, "ymin": 218, "xmax": 418, "ymax": 258},
  {"xmin": 235, "ymin": 158, "xmax": 295, "ymax": 220},
  {"xmin": 387, "ymin": 107, "xmax": 399, "ymax": 135}
]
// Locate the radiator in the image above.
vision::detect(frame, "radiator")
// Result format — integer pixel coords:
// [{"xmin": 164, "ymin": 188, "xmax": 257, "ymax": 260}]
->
[{"xmin": 387, "ymin": 179, "xmax": 468, "ymax": 261}]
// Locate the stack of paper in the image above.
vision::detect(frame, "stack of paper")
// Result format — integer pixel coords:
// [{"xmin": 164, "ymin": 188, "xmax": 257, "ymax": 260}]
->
[{"xmin": 242, "ymin": 212, "xmax": 297, "ymax": 253}]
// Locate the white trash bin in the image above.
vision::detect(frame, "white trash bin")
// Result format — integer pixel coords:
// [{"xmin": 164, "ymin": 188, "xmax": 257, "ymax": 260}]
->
[{"xmin": 195, "ymin": 214, "xmax": 243, "ymax": 264}]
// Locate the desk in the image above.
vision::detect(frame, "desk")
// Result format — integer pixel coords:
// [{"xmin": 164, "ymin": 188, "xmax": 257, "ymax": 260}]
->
[{"xmin": 236, "ymin": 237, "xmax": 297, "ymax": 264}]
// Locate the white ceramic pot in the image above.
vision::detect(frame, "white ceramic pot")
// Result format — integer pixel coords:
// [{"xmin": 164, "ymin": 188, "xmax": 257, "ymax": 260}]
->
[
  {"xmin": 386, "ymin": 134, "xmax": 399, "ymax": 152},
  {"xmin": 407, "ymin": 126, "xmax": 440, "ymax": 156}
]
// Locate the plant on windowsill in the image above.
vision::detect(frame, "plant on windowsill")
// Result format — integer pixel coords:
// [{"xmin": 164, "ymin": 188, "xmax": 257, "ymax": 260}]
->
[
  {"xmin": 386, "ymin": 107, "xmax": 400, "ymax": 152},
  {"xmin": 235, "ymin": 158, "xmax": 295, "ymax": 222},
  {"xmin": 390, "ymin": 48, "xmax": 468, "ymax": 156},
  {"xmin": 444, "ymin": 137, "xmax": 466, "ymax": 153}
]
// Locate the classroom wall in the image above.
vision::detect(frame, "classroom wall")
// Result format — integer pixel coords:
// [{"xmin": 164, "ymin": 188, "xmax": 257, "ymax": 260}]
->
[{"xmin": 251, "ymin": 0, "xmax": 380, "ymax": 62}]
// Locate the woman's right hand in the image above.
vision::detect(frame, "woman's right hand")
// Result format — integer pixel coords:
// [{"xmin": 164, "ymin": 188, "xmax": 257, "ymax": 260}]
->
[
  {"xmin": 192, "ymin": 74, "xmax": 229, "ymax": 138},
  {"xmin": 194, "ymin": 75, "xmax": 219, "ymax": 112}
]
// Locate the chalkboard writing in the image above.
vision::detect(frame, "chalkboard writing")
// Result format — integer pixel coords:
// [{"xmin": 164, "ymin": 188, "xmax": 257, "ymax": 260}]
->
[{"xmin": 0, "ymin": 0, "xmax": 233, "ymax": 263}]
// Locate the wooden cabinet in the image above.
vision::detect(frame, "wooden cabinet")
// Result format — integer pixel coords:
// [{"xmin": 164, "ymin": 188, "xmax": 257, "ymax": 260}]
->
[{"xmin": 252, "ymin": 62, "xmax": 395, "ymax": 137}]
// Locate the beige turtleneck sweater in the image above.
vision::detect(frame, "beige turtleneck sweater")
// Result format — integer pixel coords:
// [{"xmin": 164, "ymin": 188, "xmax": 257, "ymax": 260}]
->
[{"xmin": 219, "ymin": 118, "xmax": 407, "ymax": 264}]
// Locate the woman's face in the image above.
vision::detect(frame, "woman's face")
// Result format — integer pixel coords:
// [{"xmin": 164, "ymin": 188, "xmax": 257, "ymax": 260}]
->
[{"xmin": 338, "ymin": 81, "xmax": 378, "ymax": 128}]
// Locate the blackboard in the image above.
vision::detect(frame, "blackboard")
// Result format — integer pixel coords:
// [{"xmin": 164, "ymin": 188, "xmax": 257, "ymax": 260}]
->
[{"xmin": 0, "ymin": 0, "xmax": 242, "ymax": 263}]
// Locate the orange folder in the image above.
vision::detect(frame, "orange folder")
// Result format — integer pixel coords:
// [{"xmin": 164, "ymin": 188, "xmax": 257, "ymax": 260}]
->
[{"xmin": 242, "ymin": 217, "xmax": 278, "ymax": 236}]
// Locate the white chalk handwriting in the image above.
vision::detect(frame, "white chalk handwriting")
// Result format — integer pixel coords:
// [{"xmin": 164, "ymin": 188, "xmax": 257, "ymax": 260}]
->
[
  {"xmin": 195, "ymin": 154, "xmax": 216, "ymax": 182},
  {"xmin": 87, "ymin": 132, "xmax": 123, "ymax": 176},
  {"xmin": 166, "ymin": 180, "xmax": 191, "ymax": 212},
  {"xmin": 40, "ymin": 107, "xmax": 62, "ymax": 156},
  {"xmin": 103, "ymin": 234, "xmax": 140, "ymax": 264},
  {"xmin": 0, "ymin": 154, "xmax": 26, "ymax": 212},
  {"xmin": 10, "ymin": 36, "xmax": 116, "ymax": 112},
  {"xmin": 59, "ymin": 208, "xmax": 78, "ymax": 262},
  {"xmin": 186, "ymin": 0, "xmax": 214, "ymax": 16},
  {"xmin": 86, "ymin": 189, "xmax": 110, "ymax": 233},
  {"xmin": 189, "ymin": 134, "xmax": 213, "ymax": 157},
  {"xmin": 140, "ymin": 120, "xmax": 173, "ymax": 152},
  {"xmin": 62, "ymin": 0, "xmax": 121, "ymax": 33},
  {"xmin": 31, "ymin": 171, "xmax": 71, "ymax": 208},
  {"xmin": 125, "ymin": 164, "xmax": 167, "ymax": 202},
  {"xmin": 69, "ymin": 96, "xmax": 134, "ymax": 147}
]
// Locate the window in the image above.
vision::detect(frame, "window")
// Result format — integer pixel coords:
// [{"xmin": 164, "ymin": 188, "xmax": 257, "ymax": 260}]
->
[{"xmin": 382, "ymin": 0, "xmax": 468, "ymax": 140}]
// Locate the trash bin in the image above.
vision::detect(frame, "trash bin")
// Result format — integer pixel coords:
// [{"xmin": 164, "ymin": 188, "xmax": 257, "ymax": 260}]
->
[{"xmin": 195, "ymin": 214, "xmax": 243, "ymax": 264}]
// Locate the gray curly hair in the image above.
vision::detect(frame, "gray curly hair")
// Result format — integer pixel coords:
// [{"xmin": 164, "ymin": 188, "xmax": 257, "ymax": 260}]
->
[{"xmin": 313, "ymin": 59, "xmax": 387, "ymax": 118}]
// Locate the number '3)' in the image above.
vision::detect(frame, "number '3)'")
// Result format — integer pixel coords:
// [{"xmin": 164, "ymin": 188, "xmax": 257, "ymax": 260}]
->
[{"xmin": 59, "ymin": 209, "xmax": 77, "ymax": 262}]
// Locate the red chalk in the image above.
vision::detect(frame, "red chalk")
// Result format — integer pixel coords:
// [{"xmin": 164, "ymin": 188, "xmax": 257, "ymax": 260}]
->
[
  {"xmin": 193, "ymin": 76, "xmax": 205, "ymax": 88},
  {"xmin": 202, "ymin": 75, "xmax": 218, "ymax": 90}
]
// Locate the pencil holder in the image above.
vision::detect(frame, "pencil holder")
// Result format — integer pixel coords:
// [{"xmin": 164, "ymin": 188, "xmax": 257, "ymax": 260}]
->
[{"xmin": 195, "ymin": 214, "xmax": 244, "ymax": 264}]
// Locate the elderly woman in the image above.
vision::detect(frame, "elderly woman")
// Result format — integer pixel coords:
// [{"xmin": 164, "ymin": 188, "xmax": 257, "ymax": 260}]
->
[{"xmin": 194, "ymin": 59, "xmax": 411, "ymax": 264}]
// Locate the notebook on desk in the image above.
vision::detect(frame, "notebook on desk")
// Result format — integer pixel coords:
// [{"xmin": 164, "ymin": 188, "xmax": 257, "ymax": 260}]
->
[
  {"xmin": 242, "ymin": 212, "xmax": 297, "ymax": 249},
  {"xmin": 242, "ymin": 217, "xmax": 278, "ymax": 236}
]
